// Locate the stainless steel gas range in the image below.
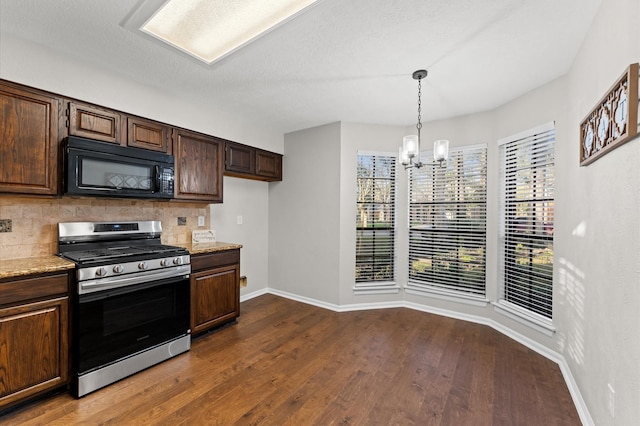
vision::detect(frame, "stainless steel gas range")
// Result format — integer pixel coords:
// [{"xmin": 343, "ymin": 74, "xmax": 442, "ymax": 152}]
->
[{"xmin": 58, "ymin": 220, "xmax": 191, "ymax": 397}]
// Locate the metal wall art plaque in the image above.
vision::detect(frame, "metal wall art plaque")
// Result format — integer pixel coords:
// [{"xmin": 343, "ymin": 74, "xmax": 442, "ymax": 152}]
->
[{"xmin": 580, "ymin": 63, "xmax": 639, "ymax": 166}]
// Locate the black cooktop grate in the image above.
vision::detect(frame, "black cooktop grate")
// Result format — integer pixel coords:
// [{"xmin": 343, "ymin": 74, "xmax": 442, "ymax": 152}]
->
[{"xmin": 62, "ymin": 244, "xmax": 187, "ymax": 263}]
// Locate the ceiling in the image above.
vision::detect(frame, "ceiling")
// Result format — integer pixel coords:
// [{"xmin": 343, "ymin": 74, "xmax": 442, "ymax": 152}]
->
[{"xmin": 0, "ymin": 0, "xmax": 602, "ymax": 135}]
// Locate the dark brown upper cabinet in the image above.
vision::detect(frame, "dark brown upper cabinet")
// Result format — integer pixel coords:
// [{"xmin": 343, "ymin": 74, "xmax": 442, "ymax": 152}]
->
[
  {"xmin": 127, "ymin": 115, "xmax": 171, "ymax": 153},
  {"xmin": 256, "ymin": 149, "xmax": 282, "ymax": 181},
  {"xmin": 68, "ymin": 101, "xmax": 123, "ymax": 144},
  {"xmin": 0, "ymin": 81, "xmax": 62, "ymax": 195},
  {"xmin": 225, "ymin": 141, "xmax": 255, "ymax": 175},
  {"xmin": 224, "ymin": 141, "xmax": 282, "ymax": 182},
  {"xmin": 173, "ymin": 129, "xmax": 223, "ymax": 202},
  {"xmin": 68, "ymin": 101, "xmax": 171, "ymax": 153}
]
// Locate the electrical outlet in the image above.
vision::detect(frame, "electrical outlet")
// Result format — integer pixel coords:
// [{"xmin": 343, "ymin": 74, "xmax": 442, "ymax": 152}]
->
[
  {"xmin": 197, "ymin": 216, "xmax": 205, "ymax": 227},
  {"xmin": 0, "ymin": 219, "xmax": 12, "ymax": 233},
  {"xmin": 237, "ymin": 215, "xmax": 243, "ymax": 225},
  {"xmin": 177, "ymin": 217, "xmax": 187, "ymax": 226},
  {"xmin": 240, "ymin": 276, "xmax": 247, "ymax": 288}
]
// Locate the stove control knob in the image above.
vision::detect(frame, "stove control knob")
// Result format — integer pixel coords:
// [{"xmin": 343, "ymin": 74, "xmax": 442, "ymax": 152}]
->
[
  {"xmin": 173, "ymin": 257, "xmax": 184, "ymax": 266},
  {"xmin": 138, "ymin": 261, "xmax": 149, "ymax": 270},
  {"xmin": 113, "ymin": 265, "xmax": 125, "ymax": 274},
  {"xmin": 160, "ymin": 258, "xmax": 170, "ymax": 267},
  {"xmin": 95, "ymin": 267, "xmax": 108, "ymax": 277}
]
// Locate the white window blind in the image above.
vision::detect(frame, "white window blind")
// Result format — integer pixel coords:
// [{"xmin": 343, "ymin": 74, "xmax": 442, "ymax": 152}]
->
[
  {"xmin": 498, "ymin": 123, "xmax": 555, "ymax": 319},
  {"xmin": 356, "ymin": 153, "xmax": 396, "ymax": 283},
  {"xmin": 408, "ymin": 145, "xmax": 487, "ymax": 296}
]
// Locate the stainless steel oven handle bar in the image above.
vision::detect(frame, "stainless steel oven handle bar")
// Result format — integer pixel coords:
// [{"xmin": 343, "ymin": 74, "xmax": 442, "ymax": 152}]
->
[{"xmin": 78, "ymin": 265, "xmax": 191, "ymax": 295}]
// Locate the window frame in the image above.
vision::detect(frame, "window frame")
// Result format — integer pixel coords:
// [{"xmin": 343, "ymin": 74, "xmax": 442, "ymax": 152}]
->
[
  {"xmin": 354, "ymin": 151, "xmax": 399, "ymax": 293},
  {"xmin": 406, "ymin": 143, "xmax": 488, "ymax": 305},
  {"xmin": 496, "ymin": 121, "xmax": 556, "ymax": 334}
]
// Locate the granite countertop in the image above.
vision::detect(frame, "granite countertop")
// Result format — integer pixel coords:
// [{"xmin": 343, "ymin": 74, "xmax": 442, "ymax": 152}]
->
[
  {"xmin": 176, "ymin": 241, "xmax": 243, "ymax": 255},
  {"xmin": 0, "ymin": 256, "xmax": 76, "ymax": 280},
  {"xmin": 0, "ymin": 242, "xmax": 242, "ymax": 279}
]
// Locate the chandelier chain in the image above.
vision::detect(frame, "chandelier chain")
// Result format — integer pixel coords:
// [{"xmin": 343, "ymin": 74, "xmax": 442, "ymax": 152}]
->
[{"xmin": 416, "ymin": 78, "xmax": 422, "ymax": 138}]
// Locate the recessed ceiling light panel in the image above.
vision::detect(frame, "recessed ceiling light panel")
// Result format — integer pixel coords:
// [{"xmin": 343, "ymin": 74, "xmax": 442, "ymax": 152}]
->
[{"xmin": 134, "ymin": 0, "xmax": 320, "ymax": 65}]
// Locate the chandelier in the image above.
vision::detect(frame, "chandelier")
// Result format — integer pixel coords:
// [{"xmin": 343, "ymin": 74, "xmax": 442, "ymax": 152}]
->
[{"xmin": 399, "ymin": 69, "xmax": 449, "ymax": 170}]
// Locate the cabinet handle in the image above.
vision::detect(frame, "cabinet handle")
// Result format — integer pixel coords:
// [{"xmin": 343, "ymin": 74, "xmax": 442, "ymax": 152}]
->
[{"xmin": 154, "ymin": 165, "xmax": 160, "ymax": 192}]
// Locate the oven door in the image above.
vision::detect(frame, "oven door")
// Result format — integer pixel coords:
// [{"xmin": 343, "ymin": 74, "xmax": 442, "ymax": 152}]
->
[{"xmin": 76, "ymin": 275, "xmax": 190, "ymax": 376}]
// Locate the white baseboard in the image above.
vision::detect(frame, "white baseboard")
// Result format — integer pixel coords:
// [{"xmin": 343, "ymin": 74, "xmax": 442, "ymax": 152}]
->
[
  {"xmin": 244, "ymin": 288, "xmax": 593, "ymax": 426},
  {"xmin": 240, "ymin": 287, "xmax": 269, "ymax": 302}
]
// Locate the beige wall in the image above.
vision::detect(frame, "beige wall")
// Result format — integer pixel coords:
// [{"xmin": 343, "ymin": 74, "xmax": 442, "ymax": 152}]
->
[{"xmin": 0, "ymin": 196, "xmax": 208, "ymax": 260}]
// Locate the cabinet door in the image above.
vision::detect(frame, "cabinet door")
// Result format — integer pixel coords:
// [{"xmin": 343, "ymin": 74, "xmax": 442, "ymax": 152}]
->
[
  {"xmin": 68, "ymin": 101, "xmax": 123, "ymax": 144},
  {"xmin": 0, "ymin": 297, "xmax": 69, "ymax": 409},
  {"xmin": 173, "ymin": 129, "xmax": 223, "ymax": 202},
  {"xmin": 191, "ymin": 264, "xmax": 239, "ymax": 334},
  {"xmin": 256, "ymin": 149, "xmax": 282, "ymax": 181},
  {"xmin": 127, "ymin": 116, "xmax": 171, "ymax": 153},
  {"xmin": 225, "ymin": 142, "xmax": 255, "ymax": 175},
  {"xmin": 0, "ymin": 83, "xmax": 61, "ymax": 195}
]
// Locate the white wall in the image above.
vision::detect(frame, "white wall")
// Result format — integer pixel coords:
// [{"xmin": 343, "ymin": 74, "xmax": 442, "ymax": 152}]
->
[
  {"xmin": 269, "ymin": 122, "xmax": 341, "ymax": 304},
  {"xmin": 211, "ymin": 177, "xmax": 270, "ymax": 296},
  {"xmin": 560, "ymin": 0, "xmax": 640, "ymax": 423},
  {"xmin": 0, "ymin": 34, "xmax": 283, "ymax": 153}
]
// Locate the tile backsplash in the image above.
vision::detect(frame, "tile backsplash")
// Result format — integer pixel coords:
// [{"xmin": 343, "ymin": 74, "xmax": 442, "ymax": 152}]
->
[{"xmin": 0, "ymin": 196, "xmax": 209, "ymax": 260}]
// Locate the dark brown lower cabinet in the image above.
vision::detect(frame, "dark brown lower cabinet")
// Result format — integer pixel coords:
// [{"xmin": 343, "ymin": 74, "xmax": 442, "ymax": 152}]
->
[
  {"xmin": 0, "ymin": 272, "xmax": 70, "ymax": 410},
  {"xmin": 190, "ymin": 249, "xmax": 240, "ymax": 335}
]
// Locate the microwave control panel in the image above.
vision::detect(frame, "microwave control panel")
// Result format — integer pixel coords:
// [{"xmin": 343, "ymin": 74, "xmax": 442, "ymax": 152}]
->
[{"xmin": 159, "ymin": 166, "xmax": 175, "ymax": 194}]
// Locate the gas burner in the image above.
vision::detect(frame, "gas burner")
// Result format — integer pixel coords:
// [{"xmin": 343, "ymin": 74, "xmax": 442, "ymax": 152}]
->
[{"xmin": 57, "ymin": 220, "xmax": 190, "ymax": 294}]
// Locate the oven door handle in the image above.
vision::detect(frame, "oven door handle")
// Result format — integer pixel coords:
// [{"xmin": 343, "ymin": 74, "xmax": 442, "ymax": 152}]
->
[{"xmin": 78, "ymin": 265, "xmax": 191, "ymax": 295}]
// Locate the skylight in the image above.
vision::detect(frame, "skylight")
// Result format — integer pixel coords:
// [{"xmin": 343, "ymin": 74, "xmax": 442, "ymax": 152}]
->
[{"xmin": 140, "ymin": 0, "xmax": 320, "ymax": 65}]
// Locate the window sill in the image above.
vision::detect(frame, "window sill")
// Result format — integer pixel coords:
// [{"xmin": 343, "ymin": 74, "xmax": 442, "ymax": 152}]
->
[
  {"xmin": 353, "ymin": 282, "xmax": 401, "ymax": 295},
  {"xmin": 493, "ymin": 300, "xmax": 555, "ymax": 337},
  {"xmin": 404, "ymin": 283, "xmax": 489, "ymax": 307}
]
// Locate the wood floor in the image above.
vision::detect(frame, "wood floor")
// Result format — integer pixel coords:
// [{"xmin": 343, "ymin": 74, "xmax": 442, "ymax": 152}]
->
[{"xmin": 1, "ymin": 294, "xmax": 581, "ymax": 425}]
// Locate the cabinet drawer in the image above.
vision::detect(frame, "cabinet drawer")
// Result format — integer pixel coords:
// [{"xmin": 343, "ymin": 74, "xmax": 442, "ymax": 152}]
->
[
  {"xmin": 0, "ymin": 273, "xmax": 69, "ymax": 307},
  {"xmin": 191, "ymin": 250, "xmax": 240, "ymax": 272}
]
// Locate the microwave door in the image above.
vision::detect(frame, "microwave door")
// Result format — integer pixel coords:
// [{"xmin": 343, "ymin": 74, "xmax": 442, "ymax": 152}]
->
[{"xmin": 79, "ymin": 156, "xmax": 154, "ymax": 194}]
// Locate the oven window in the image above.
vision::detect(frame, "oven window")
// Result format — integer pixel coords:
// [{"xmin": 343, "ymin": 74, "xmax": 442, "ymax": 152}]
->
[
  {"xmin": 77, "ymin": 278, "xmax": 189, "ymax": 375},
  {"xmin": 80, "ymin": 158, "xmax": 152, "ymax": 190},
  {"xmin": 103, "ymin": 286, "xmax": 175, "ymax": 336}
]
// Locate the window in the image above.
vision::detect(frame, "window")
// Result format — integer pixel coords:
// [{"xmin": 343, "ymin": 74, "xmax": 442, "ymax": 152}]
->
[
  {"xmin": 407, "ymin": 145, "xmax": 487, "ymax": 298},
  {"xmin": 356, "ymin": 152, "xmax": 396, "ymax": 284},
  {"xmin": 498, "ymin": 123, "xmax": 555, "ymax": 320}
]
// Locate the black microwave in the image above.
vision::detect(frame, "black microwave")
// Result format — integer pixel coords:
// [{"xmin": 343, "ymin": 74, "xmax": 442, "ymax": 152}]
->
[{"xmin": 64, "ymin": 136, "xmax": 175, "ymax": 199}]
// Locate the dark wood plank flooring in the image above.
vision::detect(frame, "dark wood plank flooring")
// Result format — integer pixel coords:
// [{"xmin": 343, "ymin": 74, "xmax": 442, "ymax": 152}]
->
[{"xmin": 1, "ymin": 294, "xmax": 581, "ymax": 425}]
